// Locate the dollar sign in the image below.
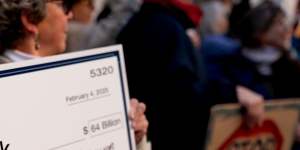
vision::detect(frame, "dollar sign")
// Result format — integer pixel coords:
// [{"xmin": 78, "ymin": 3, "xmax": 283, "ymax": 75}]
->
[{"xmin": 83, "ymin": 126, "xmax": 89, "ymax": 135}]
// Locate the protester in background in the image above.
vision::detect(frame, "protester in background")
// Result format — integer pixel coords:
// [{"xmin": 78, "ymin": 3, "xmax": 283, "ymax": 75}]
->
[
  {"xmin": 0, "ymin": 1, "xmax": 149, "ymax": 149},
  {"xmin": 65, "ymin": 0, "xmax": 141, "ymax": 52},
  {"xmin": 200, "ymin": 0, "xmax": 240, "ymax": 81},
  {"xmin": 212, "ymin": 0, "xmax": 300, "ymax": 136},
  {"xmin": 200, "ymin": 1, "xmax": 228, "ymax": 36},
  {"xmin": 68, "ymin": 0, "xmax": 94, "ymax": 24},
  {"xmin": 117, "ymin": 0, "xmax": 210, "ymax": 149}
]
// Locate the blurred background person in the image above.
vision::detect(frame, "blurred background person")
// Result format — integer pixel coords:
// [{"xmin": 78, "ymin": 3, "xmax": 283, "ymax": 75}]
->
[
  {"xmin": 210, "ymin": 0, "xmax": 300, "ymax": 134},
  {"xmin": 200, "ymin": 0, "xmax": 240, "ymax": 81},
  {"xmin": 117, "ymin": 0, "xmax": 210, "ymax": 149},
  {"xmin": 200, "ymin": 1, "xmax": 229, "ymax": 36},
  {"xmin": 69, "ymin": 0, "xmax": 94, "ymax": 24},
  {"xmin": 65, "ymin": 0, "xmax": 141, "ymax": 52}
]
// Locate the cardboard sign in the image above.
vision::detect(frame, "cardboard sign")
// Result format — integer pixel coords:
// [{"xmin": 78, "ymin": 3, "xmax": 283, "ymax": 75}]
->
[{"xmin": 205, "ymin": 99, "xmax": 300, "ymax": 150}]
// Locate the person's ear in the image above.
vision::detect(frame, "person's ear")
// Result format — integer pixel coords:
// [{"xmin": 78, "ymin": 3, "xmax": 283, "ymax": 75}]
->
[{"xmin": 21, "ymin": 12, "xmax": 39, "ymax": 35}]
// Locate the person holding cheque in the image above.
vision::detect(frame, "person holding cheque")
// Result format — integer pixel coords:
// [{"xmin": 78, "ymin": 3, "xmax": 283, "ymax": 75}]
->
[{"xmin": 0, "ymin": 0, "xmax": 149, "ymax": 149}]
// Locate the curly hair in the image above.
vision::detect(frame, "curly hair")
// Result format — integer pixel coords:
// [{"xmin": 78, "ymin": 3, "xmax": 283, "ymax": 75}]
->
[{"xmin": 0, "ymin": 0, "xmax": 46, "ymax": 50}]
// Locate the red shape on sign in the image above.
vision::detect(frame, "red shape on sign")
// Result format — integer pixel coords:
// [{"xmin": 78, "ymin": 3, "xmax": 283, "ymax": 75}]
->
[{"xmin": 219, "ymin": 119, "xmax": 283, "ymax": 150}]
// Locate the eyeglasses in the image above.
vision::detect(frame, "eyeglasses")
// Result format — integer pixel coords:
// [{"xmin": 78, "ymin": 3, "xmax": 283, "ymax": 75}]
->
[{"xmin": 46, "ymin": 0, "xmax": 71, "ymax": 14}]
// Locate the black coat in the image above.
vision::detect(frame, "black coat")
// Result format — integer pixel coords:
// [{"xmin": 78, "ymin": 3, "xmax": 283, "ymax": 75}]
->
[
  {"xmin": 212, "ymin": 50, "xmax": 300, "ymax": 100},
  {"xmin": 117, "ymin": 3, "xmax": 210, "ymax": 150}
]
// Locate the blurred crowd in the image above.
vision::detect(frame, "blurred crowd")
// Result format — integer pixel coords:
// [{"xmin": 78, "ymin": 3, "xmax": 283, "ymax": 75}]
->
[{"xmin": 2, "ymin": 0, "xmax": 300, "ymax": 149}]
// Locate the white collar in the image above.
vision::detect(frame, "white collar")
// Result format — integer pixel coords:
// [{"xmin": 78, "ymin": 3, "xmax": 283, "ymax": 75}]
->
[
  {"xmin": 242, "ymin": 46, "xmax": 282, "ymax": 76},
  {"xmin": 4, "ymin": 50, "xmax": 39, "ymax": 62},
  {"xmin": 242, "ymin": 46, "xmax": 282, "ymax": 64}
]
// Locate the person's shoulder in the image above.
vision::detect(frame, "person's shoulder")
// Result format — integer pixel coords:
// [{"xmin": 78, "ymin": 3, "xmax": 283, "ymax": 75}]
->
[
  {"xmin": 131, "ymin": 3, "xmax": 185, "ymax": 32},
  {"xmin": 118, "ymin": 3, "xmax": 188, "ymax": 45}
]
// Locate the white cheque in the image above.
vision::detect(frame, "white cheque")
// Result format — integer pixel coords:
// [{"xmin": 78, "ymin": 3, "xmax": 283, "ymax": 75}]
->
[{"xmin": 0, "ymin": 45, "xmax": 136, "ymax": 150}]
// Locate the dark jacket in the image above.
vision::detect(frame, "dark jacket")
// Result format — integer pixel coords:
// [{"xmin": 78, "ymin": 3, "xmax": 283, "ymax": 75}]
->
[
  {"xmin": 210, "ymin": 49, "xmax": 300, "ymax": 150},
  {"xmin": 117, "ymin": 3, "xmax": 209, "ymax": 150},
  {"xmin": 213, "ymin": 50, "xmax": 300, "ymax": 101},
  {"xmin": 201, "ymin": 35, "xmax": 240, "ymax": 82}
]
